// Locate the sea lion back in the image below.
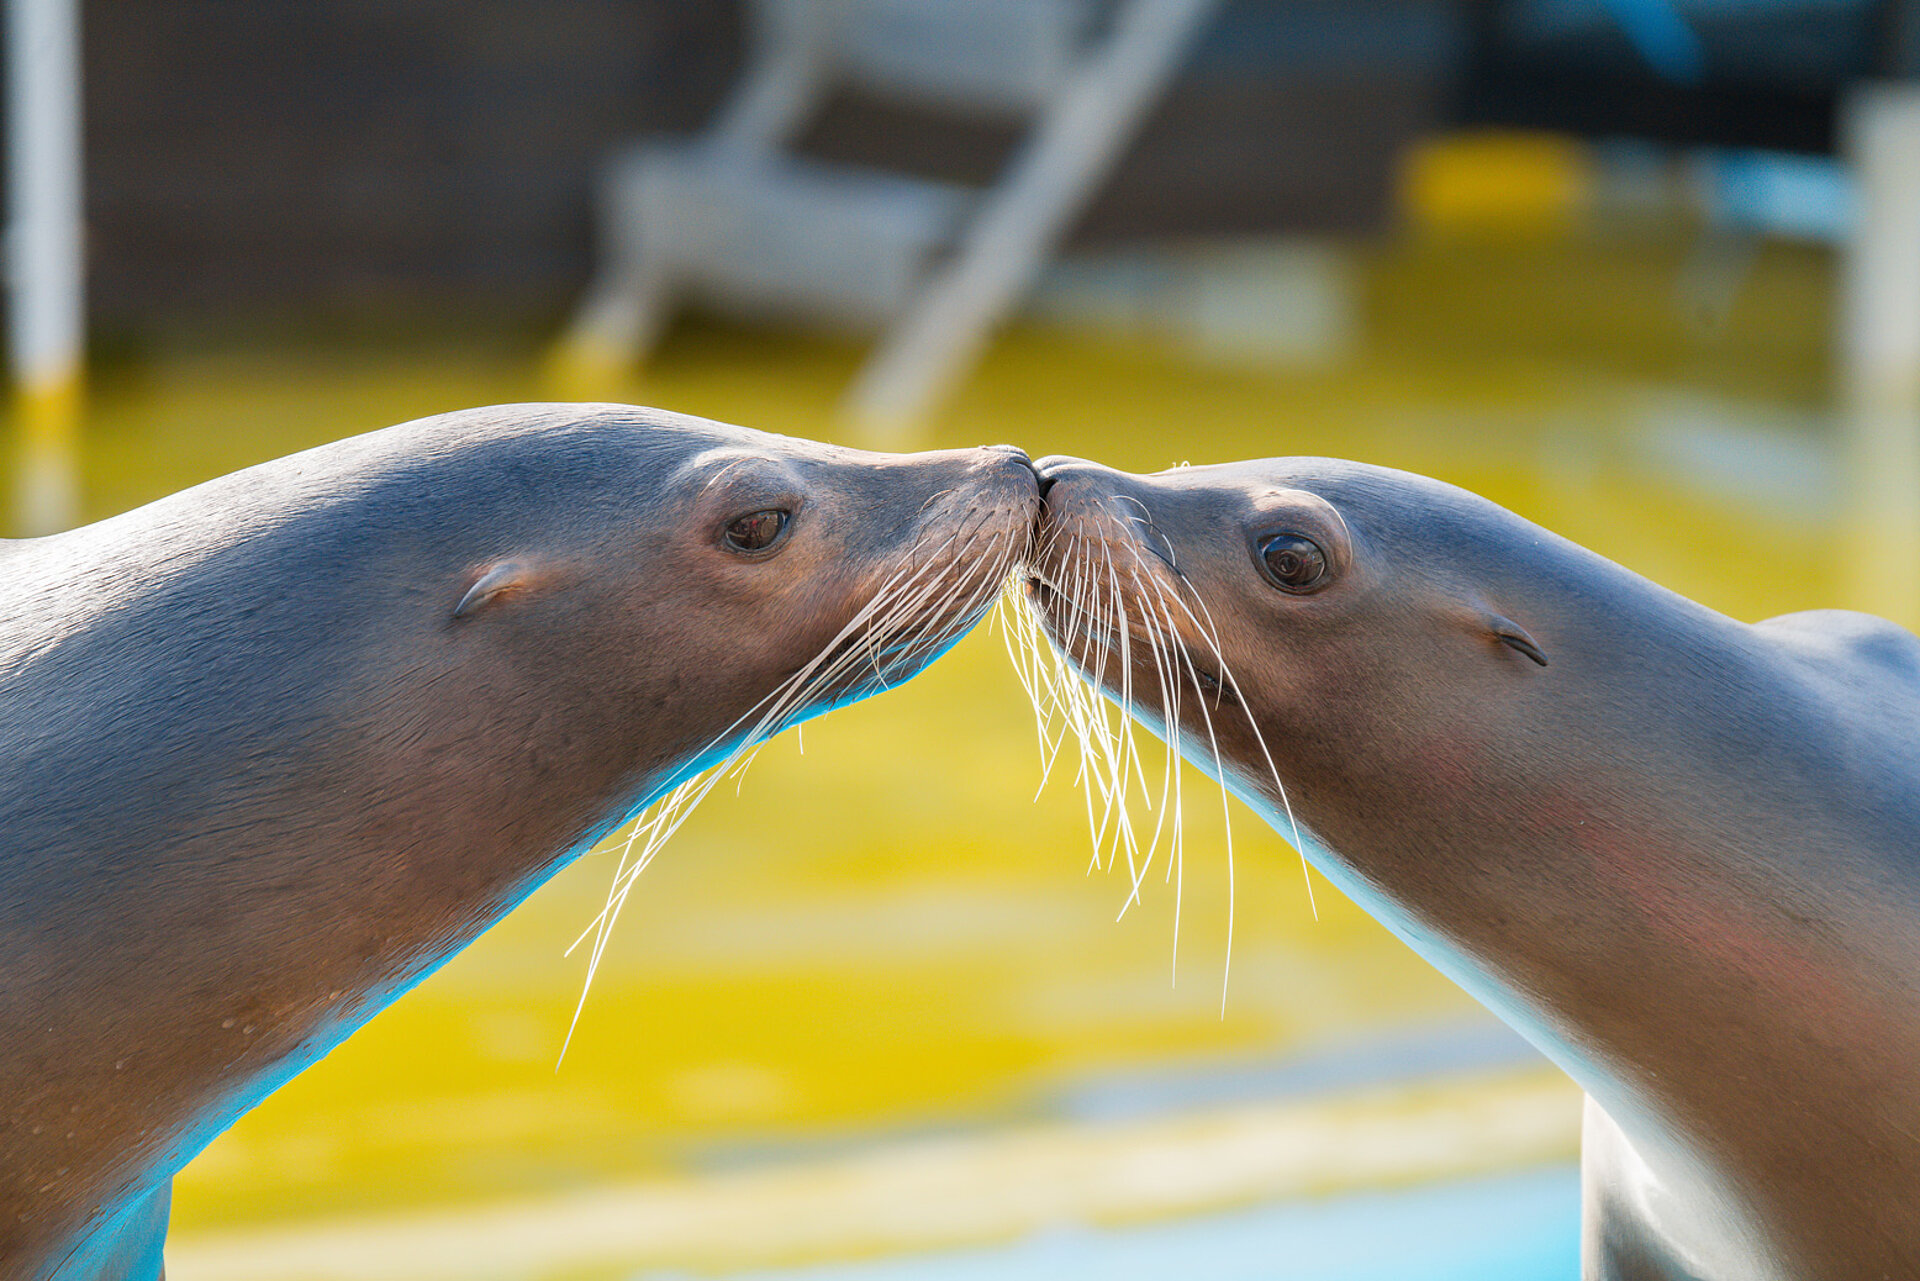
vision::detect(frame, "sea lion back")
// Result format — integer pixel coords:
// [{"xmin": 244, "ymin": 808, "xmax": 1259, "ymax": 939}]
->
[{"xmin": 1758, "ymin": 608, "xmax": 1920, "ymax": 684}]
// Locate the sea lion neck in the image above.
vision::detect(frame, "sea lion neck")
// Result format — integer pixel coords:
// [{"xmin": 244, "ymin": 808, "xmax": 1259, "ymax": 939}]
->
[{"xmin": 1021, "ymin": 451, "xmax": 1920, "ymax": 1277}]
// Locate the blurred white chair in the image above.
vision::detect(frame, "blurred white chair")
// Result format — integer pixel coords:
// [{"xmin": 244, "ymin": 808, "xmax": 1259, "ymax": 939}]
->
[{"xmin": 557, "ymin": 0, "xmax": 1218, "ymax": 438}]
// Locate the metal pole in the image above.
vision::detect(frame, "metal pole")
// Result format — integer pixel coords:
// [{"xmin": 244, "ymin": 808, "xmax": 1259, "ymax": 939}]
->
[
  {"xmin": 1839, "ymin": 83, "xmax": 1920, "ymax": 628},
  {"xmin": 844, "ymin": 0, "xmax": 1221, "ymax": 441},
  {"xmin": 8, "ymin": 0, "xmax": 84, "ymax": 535}
]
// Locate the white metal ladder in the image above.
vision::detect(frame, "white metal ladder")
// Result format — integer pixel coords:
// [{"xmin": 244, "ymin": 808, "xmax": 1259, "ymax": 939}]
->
[{"xmin": 555, "ymin": 0, "xmax": 1219, "ymax": 439}]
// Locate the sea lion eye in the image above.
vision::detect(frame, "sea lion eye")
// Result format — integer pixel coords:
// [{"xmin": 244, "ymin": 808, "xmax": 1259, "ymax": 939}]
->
[
  {"xmin": 1258, "ymin": 533, "xmax": 1328, "ymax": 592},
  {"xmin": 723, "ymin": 509, "xmax": 789, "ymax": 553}
]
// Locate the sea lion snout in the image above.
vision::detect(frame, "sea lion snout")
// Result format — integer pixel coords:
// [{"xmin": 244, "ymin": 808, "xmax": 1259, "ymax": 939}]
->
[{"xmin": 1030, "ymin": 454, "xmax": 1100, "ymax": 500}]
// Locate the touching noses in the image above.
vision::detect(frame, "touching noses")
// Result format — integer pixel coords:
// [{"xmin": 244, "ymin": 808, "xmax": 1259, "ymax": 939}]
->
[
  {"xmin": 973, "ymin": 449, "xmax": 1109, "ymax": 501},
  {"xmin": 1031, "ymin": 455, "xmax": 1103, "ymax": 500},
  {"xmin": 978, "ymin": 443, "xmax": 1045, "ymax": 496}
]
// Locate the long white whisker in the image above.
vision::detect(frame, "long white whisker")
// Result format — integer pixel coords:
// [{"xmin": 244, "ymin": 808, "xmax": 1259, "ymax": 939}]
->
[
  {"xmin": 1129, "ymin": 552, "xmax": 1240, "ymax": 1012},
  {"xmin": 1008, "ymin": 494, "xmax": 1307, "ymax": 1010},
  {"xmin": 1175, "ymin": 573, "xmax": 1318, "ymax": 922},
  {"xmin": 560, "ymin": 508, "xmax": 1017, "ymax": 1063}
]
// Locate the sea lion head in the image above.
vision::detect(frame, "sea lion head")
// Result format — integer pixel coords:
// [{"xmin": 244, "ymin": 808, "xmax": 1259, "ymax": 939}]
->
[
  {"xmin": 373, "ymin": 404, "xmax": 1041, "ymax": 841},
  {"xmin": 1019, "ymin": 454, "xmax": 1565, "ymax": 873},
  {"xmin": 9, "ymin": 401, "xmax": 1040, "ymax": 948},
  {"xmin": 19, "ymin": 400, "xmax": 1044, "ymax": 996}
]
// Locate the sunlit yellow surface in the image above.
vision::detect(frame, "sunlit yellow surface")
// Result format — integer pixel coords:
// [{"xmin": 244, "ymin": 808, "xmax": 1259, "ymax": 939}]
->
[
  {"xmin": 169, "ymin": 1067, "xmax": 1581, "ymax": 1281},
  {"xmin": 6, "ymin": 229, "xmax": 1837, "ymax": 1269},
  {"xmin": 1399, "ymin": 131, "xmax": 1594, "ymax": 238}
]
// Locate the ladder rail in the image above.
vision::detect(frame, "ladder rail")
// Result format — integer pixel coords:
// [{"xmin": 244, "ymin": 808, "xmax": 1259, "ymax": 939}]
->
[
  {"xmin": 845, "ymin": 0, "xmax": 1223, "ymax": 434},
  {"xmin": 555, "ymin": 0, "xmax": 1214, "ymax": 428}
]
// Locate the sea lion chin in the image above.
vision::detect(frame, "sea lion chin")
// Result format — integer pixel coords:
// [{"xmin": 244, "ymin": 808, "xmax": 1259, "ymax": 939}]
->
[
  {"xmin": 0, "ymin": 403, "xmax": 1039, "ymax": 1281},
  {"xmin": 1023, "ymin": 453, "xmax": 1920, "ymax": 1281}
]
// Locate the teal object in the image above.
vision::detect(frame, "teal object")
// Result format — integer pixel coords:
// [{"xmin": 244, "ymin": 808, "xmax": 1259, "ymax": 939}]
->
[{"xmin": 706, "ymin": 1165, "xmax": 1581, "ymax": 1280}]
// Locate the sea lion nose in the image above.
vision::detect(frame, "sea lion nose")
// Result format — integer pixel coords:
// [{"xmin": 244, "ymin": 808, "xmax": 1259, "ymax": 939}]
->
[
  {"xmin": 1031, "ymin": 455, "xmax": 1093, "ymax": 498},
  {"xmin": 980, "ymin": 443, "xmax": 1042, "ymax": 493}
]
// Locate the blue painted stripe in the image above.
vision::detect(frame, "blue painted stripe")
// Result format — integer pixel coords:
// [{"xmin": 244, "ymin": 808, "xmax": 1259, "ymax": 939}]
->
[
  {"xmin": 1058, "ymin": 1018, "xmax": 1547, "ymax": 1121},
  {"xmin": 693, "ymin": 1165, "xmax": 1582, "ymax": 1281}
]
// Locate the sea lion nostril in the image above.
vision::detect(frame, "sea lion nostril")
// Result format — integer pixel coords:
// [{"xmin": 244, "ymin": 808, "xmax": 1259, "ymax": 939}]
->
[
  {"xmin": 981, "ymin": 444, "xmax": 1043, "ymax": 496},
  {"xmin": 1032, "ymin": 457, "xmax": 1076, "ymax": 500}
]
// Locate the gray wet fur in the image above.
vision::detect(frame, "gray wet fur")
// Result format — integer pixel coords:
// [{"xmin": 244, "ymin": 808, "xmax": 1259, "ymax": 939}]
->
[
  {"xmin": 0, "ymin": 404, "xmax": 1038, "ymax": 1280},
  {"xmin": 1029, "ymin": 455, "xmax": 1920, "ymax": 1281}
]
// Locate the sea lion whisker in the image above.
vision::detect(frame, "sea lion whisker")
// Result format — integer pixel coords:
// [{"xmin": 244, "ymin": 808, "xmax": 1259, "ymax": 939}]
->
[
  {"xmin": 1119, "ymin": 560, "xmax": 1186, "ymax": 915},
  {"xmin": 1118, "ymin": 568, "xmax": 1183, "ymax": 907},
  {"xmin": 854, "ymin": 517, "xmax": 1003, "ymax": 681},
  {"xmin": 1034, "ymin": 668, "xmax": 1094, "ymax": 800},
  {"xmin": 1011, "ymin": 517, "xmax": 1181, "ymax": 888},
  {"xmin": 995, "ymin": 589, "xmax": 1059, "ymax": 773},
  {"xmin": 1004, "ymin": 554, "xmax": 1080, "ymax": 797},
  {"xmin": 1132, "ymin": 571, "xmax": 1194, "ymax": 968},
  {"xmin": 1059, "ymin": 530, "xmax": 1128, "ymax": 891},
  {"xmin": 857, "ymin": 554, "xmax": 1001, "ymax": 693},
  {"xmin": 1103, "ymin": 551, "xmax": 1148, "ymax": 885},
  {"xmin": 854, "ymin": 561, "xmax": 972, "ymax": 691},
  {"xmin": 1134, "ymin": 573, "xmax": 1189, "ymax": 981},
  {"xmin": 913, "ymin": 486, "xmax": 959, "ymax": 519},
  {"xmin": 1014, "ymin": 518, "xmax": 1170, "ymax": 893},
  {"xmin": 807, "ymin": 561, "xmax": 981, "ymax": 706},
  {"xmin": 1062, "ymin": 555, "xmax": 1113, "ymax": 865},
  {"xmin": 1088, "ymin": 634, "xmax": 1140, "ymax": 871},
  {"xmin": 797, "ymin": 522, "xmax": 991, "ymax": 704},
  {"xmin": 569, "ymin": 555, "xmax": 978, "ymax": 1050},
  {"xmin": 1099, "ymin": 544, "xmax": 1163, "ymax": 900},
  {"xmin": 858, "ymin": 527, "xmax": 1010, "ymax": 683},
  {"xmin": 1160, "ymin": 564, "xmax": 1317, "ymax": 921},
  {"xmin": 1112, "ymin": 559, "xmax": 1164, "ymax": 826},
  {"xmin": 1072, "ymin": 551, "xmax": 1134, "ymax": 870},
  {"xmin": 568, "ymin": 519, "xmax": 1014, "ymax": 1044},
  {"xmin": 853, "ymin": 520, "xmax": 990, "ymax": 653},
  {"xmin": 563, "ymin": 770, "xmax": 719, "ymax": 1060},
  {"xmin": 1121, "ymin": 536, "xmax": 1304, "ymax": 994},
  {"xmin": 1052, "ymin": 542, "xmax": 1124, "ymax": 869},
  {"xmin": 999, "ymin": 590, "xmax": 1064, "ymax": 795},
  {"xmin": 1132, "ymin": 557, "xmax": 1233, "ymax": 707},
  {"xmin": 995, "ymin": 579, "xmax": 1068, "ymax": 773},
  {"xmin": 730, "ymin": 742, "xmax": 768, "ymax": 793},
  {"xmin": 1016, "ymin": 510, "xmax": 1215, "ymax": 986},
  {"xmin": 1088, "ymin": 548, "xmax": 1147, "ymax": 871},
  {"xmin": 835, "ymin": 524, "xmax": 1012, "ymax": 704},
  {"xmin": 1131, "ymin": 560, "xmax": 1243, "ymax": 1008},
  {"xmin": 1030, "ymin": 601, "xmax": 1089, "ymax": 793},
  {"xmin": 1107, "ymin": 493, "xmax": 1181, "ymax": 578}
]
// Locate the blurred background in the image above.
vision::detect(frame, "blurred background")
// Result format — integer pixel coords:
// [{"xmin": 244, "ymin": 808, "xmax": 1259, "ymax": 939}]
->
[{"xmin": 6, "ymin": 1, "xmax": 1917, "ymax": 1277}]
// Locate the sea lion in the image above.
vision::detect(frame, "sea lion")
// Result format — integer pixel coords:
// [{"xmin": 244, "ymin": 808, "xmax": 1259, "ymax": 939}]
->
[
  {"xmin": 0, "ymin": 404, "xmax": 1038, "ymax": 1281},
  {"xmin": 1018, "ymin": 454, "xmax": 1920, "ymax": 1280}
]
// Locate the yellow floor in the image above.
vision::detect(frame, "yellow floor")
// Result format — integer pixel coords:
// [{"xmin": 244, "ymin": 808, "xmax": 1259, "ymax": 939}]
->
[
  {"xmin": 8, "ymin": 230, "xmax": 1840, "ymax": 1272},
  {"xmin": 168, "ymin": 1068, "xmax": 1580, "ymax": 1281}
]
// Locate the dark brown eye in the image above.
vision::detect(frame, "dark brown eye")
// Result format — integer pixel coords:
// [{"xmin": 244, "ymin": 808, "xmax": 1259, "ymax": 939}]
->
[
  {"xmin": 723, "ymin": 509, "xmax": 789, "ymax": 553},
  {"xmin": 1259, "ymin": 533, "xmax": 1328, "ymax": 592}
]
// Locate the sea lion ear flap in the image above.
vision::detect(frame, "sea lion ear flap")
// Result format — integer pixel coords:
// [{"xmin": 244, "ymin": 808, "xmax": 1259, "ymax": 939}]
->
[
  {"xmin": 1487, "ymin": 615, "xmax": 1549, "ymax": 667},
  {"xmin": 453, "ymin": 560, "xmax": 533, "ymax": 620}
]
